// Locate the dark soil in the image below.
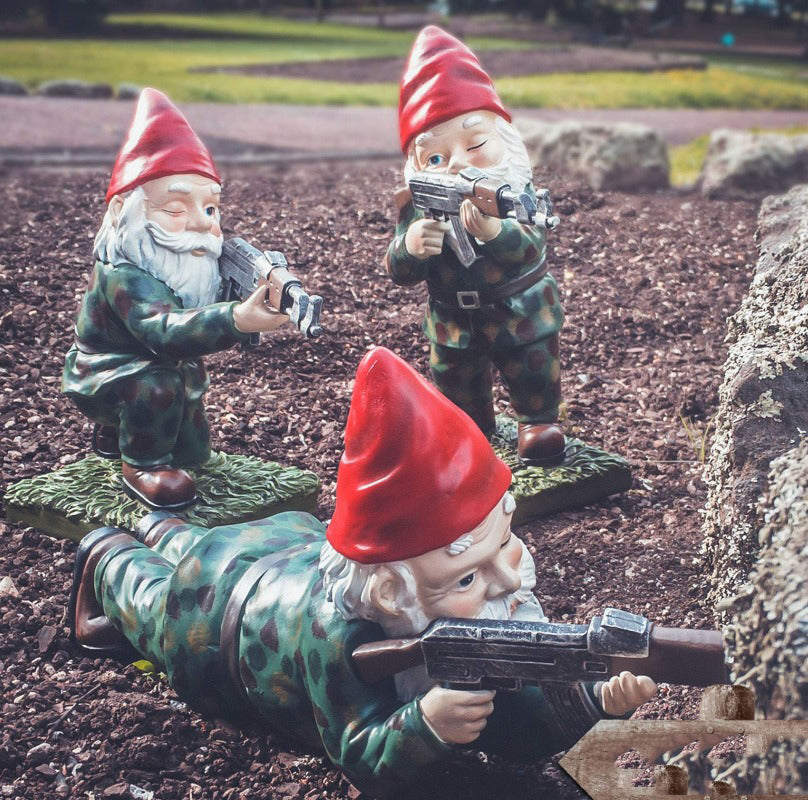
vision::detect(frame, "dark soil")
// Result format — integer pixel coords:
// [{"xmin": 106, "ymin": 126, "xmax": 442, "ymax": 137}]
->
[
  {"xmin": 198, "ymin": 46, "xmax": 705, "ymax": 83},
  {"xmin": 0, "ymin": 162, "xmax": 758, "ymax": 799}
]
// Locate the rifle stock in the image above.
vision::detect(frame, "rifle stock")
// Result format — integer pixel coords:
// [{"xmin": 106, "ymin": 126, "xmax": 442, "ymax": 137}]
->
[{"xmin": 352, "ymin": 610, "xmax": 728, "ymax": 690}]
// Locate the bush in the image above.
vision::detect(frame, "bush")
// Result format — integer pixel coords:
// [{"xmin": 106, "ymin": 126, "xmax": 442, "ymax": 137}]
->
[{"xmin": 42, "ymin": 0, "xmax": 108, "ymax": 32}]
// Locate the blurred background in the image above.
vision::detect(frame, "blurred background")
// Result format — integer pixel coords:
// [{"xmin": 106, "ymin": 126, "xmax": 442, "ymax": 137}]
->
[{"xmin": 1, "ymin": 0, "xmax": 807, "ymax": 187}]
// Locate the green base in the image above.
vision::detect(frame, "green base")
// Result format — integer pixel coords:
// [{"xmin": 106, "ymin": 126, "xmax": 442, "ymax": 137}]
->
[
  {"xmin": 3, "ymin": 451, "xmax": 321, "ymax": 542},
  {"xmin": 491, "ymin": 416, "xmax": 632, "ymax": 524}
]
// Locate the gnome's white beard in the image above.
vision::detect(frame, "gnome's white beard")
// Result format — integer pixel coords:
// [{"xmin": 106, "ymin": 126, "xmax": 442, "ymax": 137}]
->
[
  {"xmin": 390, "ymin": 540, "xmax": 546, "ymax": 703},
  {"xmin": 319, "ymin": 536, "xmax": 546, "ymax": 703},
  {"xmin": 403, "ymin": 117, "xmax": 534, "ymax": 193},
  {"xmin": 93, "ymin": 187, "xmax": 223, "ymax": 309}
]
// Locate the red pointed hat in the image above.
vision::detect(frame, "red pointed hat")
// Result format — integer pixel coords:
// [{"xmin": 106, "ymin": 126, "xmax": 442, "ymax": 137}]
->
[
  {"xmin": 105, "ymin": 88, "xmax": 220, "ymax": 204},
  {"xmin": 326, "ymin": 347, "xmax": 512, "ymax": 564},
  {"xmin": 398, "ymin": 25, "xmax": 511, "ymax": 152}
]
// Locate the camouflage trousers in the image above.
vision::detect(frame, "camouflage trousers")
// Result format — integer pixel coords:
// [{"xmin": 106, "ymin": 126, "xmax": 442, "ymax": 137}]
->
[
  {"xmin": 430, "ymin": 333, "xmax": 561, "ymax": 433},
  {"xmin": 96, "ymin": 519, "xmax": 285, "ymax": 718},
  {"xmin": 70, "ymin": 365, "xmax": 211, "ymax": 469}
]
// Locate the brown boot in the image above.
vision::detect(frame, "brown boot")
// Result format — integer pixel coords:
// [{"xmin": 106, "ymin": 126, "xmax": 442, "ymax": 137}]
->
[
  {"xmin": 68, "ymin": 527, "xmax": 140, "ymax": 660},
  {"xmin": 517, "ymin": 423, "xmax": 566, "ymax": 466},
  {"xmin": 92, "ymin": 424, "xmax": 121, "ymax": 459},
  {"xmin": 121, "ymin": 462, "xmax": 197, "ymax": 510}
]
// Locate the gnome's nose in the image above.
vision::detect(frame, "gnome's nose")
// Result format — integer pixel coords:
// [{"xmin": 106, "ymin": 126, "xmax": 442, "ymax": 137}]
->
[
  {"xmin": 187, "ymin": 207, "xmax": 214, "ymax": 233},
  {"xmin": 486, "ymin": 554, "xmax": 521, "ymax": 599}
]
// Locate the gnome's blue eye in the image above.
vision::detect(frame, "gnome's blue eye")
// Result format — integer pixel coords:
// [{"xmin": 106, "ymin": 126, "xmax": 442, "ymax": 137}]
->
[
  {"xmin": 458, "ymin": 573, "xmax": 476, "ymax": 589},
  {"xmin": 428, "ymin": 154, "xmax": 445, "ymax": 167}
]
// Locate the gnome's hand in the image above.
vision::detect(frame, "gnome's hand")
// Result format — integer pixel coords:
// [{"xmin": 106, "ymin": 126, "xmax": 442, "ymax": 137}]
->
[
  {"xmin": 405, "ymin": 218, "xmax": 450, "ymax": 260},
  {"xmin": 233, "ymin": 284, "xmax": 289, "ymax": 333},
  {"xmin": 599, "ymin": 672, "xmax": 657, "ymax": 716},
  {"xmin": 460, "ymin": 200, "xmax": 502, "ymax": 242},
  {"xmin": 420, "ymin": 687, "xmax": 496, "ymax": 745}
]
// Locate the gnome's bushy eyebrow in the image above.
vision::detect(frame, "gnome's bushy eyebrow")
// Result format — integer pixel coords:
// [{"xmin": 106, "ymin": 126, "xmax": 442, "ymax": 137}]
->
[
  {"xmin": 167, "ymin": 182, "xmax": 192, "ymax": 194},
  {"xmin": 462, "ymin": 114, "xmax": 484, "ymax": 129},
  {"xmin": 414, "ymin": 132, "xmax": 432, "ymax": 146}
]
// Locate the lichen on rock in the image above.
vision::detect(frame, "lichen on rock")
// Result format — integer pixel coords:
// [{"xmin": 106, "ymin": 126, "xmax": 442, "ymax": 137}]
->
[
  {"xmin": 701, "ymin": 185, "xmax": 808, "ymax": 614},
  {"xmin": 721, "ymin": 439, "xmax": 808, "ymax": 794}
]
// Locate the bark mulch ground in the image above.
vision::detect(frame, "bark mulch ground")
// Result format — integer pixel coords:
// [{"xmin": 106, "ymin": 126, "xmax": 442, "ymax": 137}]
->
[
  {"xmin": 198, "ymin": 46, "xmax": 705, "ymax": 83},
  {"xmin": 0, "ymin": 162, "xmax": 758, "ymax": 799}
]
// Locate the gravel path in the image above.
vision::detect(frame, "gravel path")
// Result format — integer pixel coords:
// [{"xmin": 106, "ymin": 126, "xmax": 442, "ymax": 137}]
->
[{"xmin": 2, "ymin": 97, "xmax": 808, "ymax": 163}]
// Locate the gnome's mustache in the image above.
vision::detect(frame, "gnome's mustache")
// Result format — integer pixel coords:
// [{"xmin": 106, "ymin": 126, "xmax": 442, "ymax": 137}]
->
[{"xmin": 144, "ymin": 220, "xmax": 223, "ymax": 258}]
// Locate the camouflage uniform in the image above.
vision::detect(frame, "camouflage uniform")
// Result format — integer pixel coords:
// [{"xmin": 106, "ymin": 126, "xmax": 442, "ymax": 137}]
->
[
  {"xmin": 385, "ymin": 189, "xmax": 564, "ymax": 433},
  {"xmin": 62, "ymin": 261, "xmax": 249, "ymax": 468},
  {"xmin": 94, "ymin": 513, "xmax": 607, "ymax": 797}
]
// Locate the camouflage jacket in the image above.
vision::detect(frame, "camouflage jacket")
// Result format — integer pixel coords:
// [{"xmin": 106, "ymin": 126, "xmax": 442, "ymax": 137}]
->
[
  {"xmin": 384, "ymin": 187, "xmax": 564, "ymax": 350},
  {"xmin": 62, "ymin": 260, "xmax": 248, "ymax": 399},
  {"xmin": 147, "ymin": 512, "xmax": 606, "ymax": 798}
]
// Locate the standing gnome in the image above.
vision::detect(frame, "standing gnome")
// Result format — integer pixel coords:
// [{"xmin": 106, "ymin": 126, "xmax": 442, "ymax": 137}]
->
[
  {"xmin": 386, "ymin": 26, "xmax": 566, "ymax": 464},
  {"xmin": 62, "ymin": 88, "xmax": 286, "ymax": 510}
]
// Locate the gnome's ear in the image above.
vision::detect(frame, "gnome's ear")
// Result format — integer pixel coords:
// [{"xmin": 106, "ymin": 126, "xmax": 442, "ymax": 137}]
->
[
  {"xmin": 107, "ymin": 194, "xmax": 126, "ymax": 227},
  {"xmin": 366, "ymin": 565, "xmax": 406, "ymax": 620}
]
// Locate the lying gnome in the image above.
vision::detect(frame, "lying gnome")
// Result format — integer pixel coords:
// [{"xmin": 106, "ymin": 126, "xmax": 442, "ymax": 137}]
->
[
  {"xmin": 386, "ymin": 26, "xmax": 566, "ymax": 465},
  {"xmin": 69, "ymin": 347, "xmax": 655, "ymax": 797},
  {"xmin": 62, "ymin": 88, "xmax": 287, "ymax": 511}
]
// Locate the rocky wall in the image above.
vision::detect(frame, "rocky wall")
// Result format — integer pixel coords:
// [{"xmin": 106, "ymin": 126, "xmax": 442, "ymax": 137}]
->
[
  {"xmin": 701, "ymin": 184, "xmax": 808, "ymax": 613},
  {"xmin": 721, "ymin": 440, "xmax": 808, "ymax": 793}
]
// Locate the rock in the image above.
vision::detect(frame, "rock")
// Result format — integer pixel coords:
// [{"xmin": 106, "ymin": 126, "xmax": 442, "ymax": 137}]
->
[
  {"xmin": 721, "ymin": 439, "xmax": 808, "ymax": 793},
  {"xmin": 0, "ymin": 77, "xmax": 27, "ymax": 96},
  {"xmin": 25, "ymin": 742, "xmax": 54, "ymax": 766},
  {"xmin": 37, "ymin": 625, "xmax": 57, "ymax": 653},
  {"xmin": 102, "ymin": 783, "xmax": 130, "ymax": 798},
  {"xmin": 116, "ymin": 83, "xmax": 140, "ymax": 101},
  {"xmin": 0, "ymin": 577, "xmax": 18, "ymax": 597},
  {"xmin": 516, "ymin": 119, "xmax": 669, "ymax": 192},
  {"xmin": 37, "ymin": 79, "xmax": 113, "ymax": 99},
  {"xmin": 701, "ymin": 184, "xmax": 808, "ymax": 612},
  {"xmin": 700, "ymin": 129, "xmax": 808, "ymax": 199}
]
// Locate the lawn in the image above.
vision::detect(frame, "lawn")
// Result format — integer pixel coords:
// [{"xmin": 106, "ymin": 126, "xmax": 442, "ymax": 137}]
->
[{"xmin": 2, "ymin": 12, "xmax": 808, "ymax": 108}]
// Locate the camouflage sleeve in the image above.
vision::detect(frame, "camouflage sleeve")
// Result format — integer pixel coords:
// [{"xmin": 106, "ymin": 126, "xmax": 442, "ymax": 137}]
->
[
  {"xmin": 304, "ymin": 639, "xmax": 452, "ymax": 796},
  {"xmin": 480, "ymin": 218, "xmax": 546, "ymax": 270},
  {"xmin": 102, "ymin": 263, "xmax": 250, "ymax": 359},
  {"xmin": 384, "ymin": 200, "xmax": 429, "ymax": 286}
]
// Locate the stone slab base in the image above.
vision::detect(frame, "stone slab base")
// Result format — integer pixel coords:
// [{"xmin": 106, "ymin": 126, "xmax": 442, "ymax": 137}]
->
[
  {"xmin": 491, "ymin": 416, "xmax": 632, "ymax": 524},
  {"xmin": 3, "ymin": 451, "xmax": 320, "ymax": 543}
]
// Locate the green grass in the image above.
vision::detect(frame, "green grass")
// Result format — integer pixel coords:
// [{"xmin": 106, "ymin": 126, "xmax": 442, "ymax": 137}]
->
[
  {"xmin": 670, "ymin": 124, "xmax": 808, "ymax": 186},
  {"xmin": 496, "ymin": 67, "xmax": 808, "ymax": 110},
  {"xmin": 2, "ymin": 12, "xmax": 808, "ymax": 108}
]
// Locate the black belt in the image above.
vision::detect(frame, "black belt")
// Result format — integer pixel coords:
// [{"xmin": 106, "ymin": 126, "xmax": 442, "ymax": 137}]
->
[
  {"xmin": 219, "ymin": 545, "xmax": 313, "ymax": 703},
  {"xmin": 427, "ymin": 261, "xmax": 547, "ymax": 310}
]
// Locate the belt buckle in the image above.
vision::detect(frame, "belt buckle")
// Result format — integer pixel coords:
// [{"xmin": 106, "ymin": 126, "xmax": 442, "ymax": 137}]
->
[{"xmin": 457, "ymin": 290, "xmax": 480, "ymax": 310}]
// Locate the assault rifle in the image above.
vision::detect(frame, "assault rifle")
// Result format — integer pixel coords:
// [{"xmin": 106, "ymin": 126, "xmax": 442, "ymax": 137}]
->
[
  {"xmin": 219, "ymin": 237, "xmax": 323, "ymax": 341},
  {"xmin": 407, "ymin": 167, "xmax": 560, "ymax": 268},
  {"xmin": 353, "ymin": 608, "xmax": 728, "ymax": 691}
]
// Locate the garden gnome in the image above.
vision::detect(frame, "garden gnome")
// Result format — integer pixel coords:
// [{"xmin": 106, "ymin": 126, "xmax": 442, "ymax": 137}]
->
[
  {"xmin": 385, "ymin": 25, "xmax": 566, "ymax": 464},
  {"xmin": 69, "ymin": 347, "xmax": 655, "ymax": 797},
  {"xmin": 62, "ymin": 88, "xmax": 285, "ymax": 510}
]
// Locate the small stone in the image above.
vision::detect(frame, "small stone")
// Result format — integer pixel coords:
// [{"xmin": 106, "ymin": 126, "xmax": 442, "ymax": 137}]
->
[
  {"xmin": 0, "ymin": 77, "xmax": 27, "ymax": 96},
  {"xmin": 37, "ymin": 79, "xmax": 113, "ymax": 99},
  {"xmin": 26, "ymin": 742, "xmax": 55, "ymax": 765},
  {"xmin": 34, "ymin": 764, "xmax": 57, "ymax": 777},
  {"xmin": 102, "ymin": 782, "xmax": 130, "ymax": 798},
  {"xmin": 116, "ymin": 83, "xmax": 140, "ymax": 100}
]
